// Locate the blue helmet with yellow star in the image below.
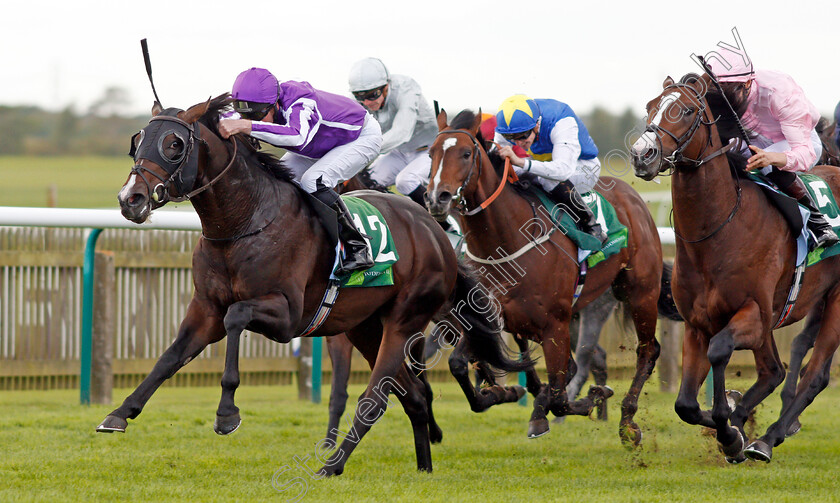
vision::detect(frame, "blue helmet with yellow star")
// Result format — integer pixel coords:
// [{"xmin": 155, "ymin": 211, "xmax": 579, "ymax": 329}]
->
[{"xmin": 495, "ymin": 95, "xmax": 541, "ymax": 135}]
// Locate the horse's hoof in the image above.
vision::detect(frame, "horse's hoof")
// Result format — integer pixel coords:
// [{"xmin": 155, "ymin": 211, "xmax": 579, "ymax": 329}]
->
[
  {"xmin": 429, "ymin": 424, "xmax": 443, "ymax": 444},
  {"xmin": 720, "ymin": 429, "xmax": 745, "ymax": 459},
  {"xmin": 214, "ymin": 412, "xmax": 241, "ymax": 435},
  {"xmin": 318, "ymin": 465, "xmax": 344, "ymax": 477},
  {"xmin": 527, "ymin": 418, "xmax": 550, "ymax": 438},
  {"xmin": 620, "ymin": 422, "xmax": 643, "ymax": 448},
  {"xmin": 744, "ymin": 440, "xmax": 772, "ymax": 463},
  {"xmin": 725, "ymin": 452, "xmax": 748, "ymax": 464},
  {"xmin": 96, "ymin": 415, "xmax": 128, "ymax": 433},
  {"xmin": 588, "ymin": 385, "xmax": 614, "ymax": 404},
  {"xmin": 725, "ymin": 389, "xmax": 743, "ymax": 412},
  {"xmin": 785, "ymin": 419, "xmax": 802, "ymax": 438}
]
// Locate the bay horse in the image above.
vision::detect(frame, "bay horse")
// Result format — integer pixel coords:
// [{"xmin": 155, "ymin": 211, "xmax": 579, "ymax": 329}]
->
[
  {"xmin": 631, "ymin": 73, "xmax": 840, "ymax": 463},
  {"xmin": 427, "ymin": 109, "xmax": 668, "ymax": 445},
  {"xmin": 99, "ymin": 95, "xmax": 531, "ymax": 476}
]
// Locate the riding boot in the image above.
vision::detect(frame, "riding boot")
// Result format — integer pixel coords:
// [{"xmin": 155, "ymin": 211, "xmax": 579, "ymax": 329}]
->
[
  {"xmin": 772, "ymin": 171, "xmax": 840, "ymax": 250},
  {"xmin": 408, "ymin": 186, "xmax": 452, "ymax": 231},
  {"xmin": 312, "ymin": 183, "xmax": 375, "ymax": 273},
  {"xmin": 548, "ymin": 180, "xmax": 608, "ymax": 245}
]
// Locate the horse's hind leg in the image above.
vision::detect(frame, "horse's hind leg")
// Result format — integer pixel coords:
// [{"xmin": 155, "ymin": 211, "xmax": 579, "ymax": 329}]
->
[
  {"xmin": 590, "ymin": 345, "xmax": 609, "ymax": 421},
  {"xmin": 321, "ymin": 316, "xmax": 436, "ymax": 476},
  {"xmin": 325, "ymin": 333, "xmax": 355, "ymax": 444},
  {"xmin": 778, "ymin": 302, "xmax": 823, "ymax": 438},
  {"xmin": 97, "ymin": 300, "xmax": 224, "ymax": 433},
  {"xmin": 746, "ymin": 295, "xmax": 840, "ymax": 463},
  {"xmin": 610, "ymin": 289, "xmax": 659, "ymax": 447},
  {"xmin": 448, "ymin": 336, "xmax": 524, "ymax": 412},
  {"xmin": 406, "ymin": 330, "xmax": 443, "ymax": 444},
  {"xmin": 514, "ymin": 335, "xmax": 542, "ymax": 397}
]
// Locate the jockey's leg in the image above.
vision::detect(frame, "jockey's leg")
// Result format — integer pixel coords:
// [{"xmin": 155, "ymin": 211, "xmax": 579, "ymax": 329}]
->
[
  {"xmin": 547, "ymin": 180, "xmax": 607, "ymax": 244},
  {"xmin": 311, "ymin": 182, "xmax": 374, "ymax": 274},
  {"xmin": 367, "ymin": 150, "xmax": 404, "ymax": 188},
  {"xmin": 766, "ymin": 167, "xmax": 839, "ymax": 250}
]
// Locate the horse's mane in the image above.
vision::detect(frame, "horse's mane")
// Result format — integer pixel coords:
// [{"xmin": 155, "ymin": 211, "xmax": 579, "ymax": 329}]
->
[{"xmin": 200, "ymin": 94, "xmax": 296, "ymax": 183}]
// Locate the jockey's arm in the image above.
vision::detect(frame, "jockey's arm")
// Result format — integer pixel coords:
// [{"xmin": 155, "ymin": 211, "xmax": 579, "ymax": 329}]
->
[
  {"xmin": 249, "ymin": 100, "xmax": 318, "ymax": 149},
  {"xmin": 774, "ymin": 96, "xmax": 818, "ymax": 172},
  {"xmin": 525, "ymin": 117, "xmax": 580, "ymax": 181},
  {"xmin": 380, "ymin": 91, "xmax": 421, "ymax": 154}
]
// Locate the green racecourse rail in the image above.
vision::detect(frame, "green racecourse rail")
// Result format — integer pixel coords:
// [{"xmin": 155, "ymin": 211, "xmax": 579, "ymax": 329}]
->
[{"xmin": 0, "ymin": 206, "xmax": 677, "ymax": 406}]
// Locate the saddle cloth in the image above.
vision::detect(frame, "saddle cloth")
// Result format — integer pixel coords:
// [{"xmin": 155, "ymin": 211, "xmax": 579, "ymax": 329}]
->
[
  {"xmin": 531, "ymin": 188, "xmax": 629, "ymax": 267},
  {"xmin": 331, "ymin": 196, "xmax": 399, "ymax": 288}
]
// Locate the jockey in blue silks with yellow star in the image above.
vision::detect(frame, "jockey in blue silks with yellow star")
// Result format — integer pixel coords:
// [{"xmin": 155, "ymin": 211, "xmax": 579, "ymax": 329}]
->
[{"xmin": 494, "ymin": 94, "xmax": 607, "ymax": 244}]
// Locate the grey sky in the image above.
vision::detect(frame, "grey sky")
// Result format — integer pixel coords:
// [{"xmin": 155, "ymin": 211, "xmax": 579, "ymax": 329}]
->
[{"xmin": 3, "ymin": 0, "xmax": 838, "ymax": 118}]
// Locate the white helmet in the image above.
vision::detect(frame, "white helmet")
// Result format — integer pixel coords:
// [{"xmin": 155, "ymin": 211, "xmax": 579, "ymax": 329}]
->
[{"xmin": 348, "ymin": 58, "xmax": 390, "ymax": 92}]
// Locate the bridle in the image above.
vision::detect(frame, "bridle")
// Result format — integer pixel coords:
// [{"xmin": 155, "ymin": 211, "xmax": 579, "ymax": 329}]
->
[
  {"xmin": 644, "ymin": 83, "xmax": 742, "ymax": 243},
  {"xmin": 435, "ymin": 128, "xmax": 515, "ymax": 216},
  {"xmin": 644, "ymin": 83, "xmax": 734, "ymax": 172},
  {"xmin": 129, "ymin": 111, "xmax": 238, "ymax": 205}
]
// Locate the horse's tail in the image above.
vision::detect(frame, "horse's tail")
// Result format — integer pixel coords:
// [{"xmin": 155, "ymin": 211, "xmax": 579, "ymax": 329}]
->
[
  {"xmin": 658, "ymin": 261, "xmax": 683, "ymax": 321},
  {"xmin": 452, "ymin": 259, "xmax": 535, "ymax": 374}
]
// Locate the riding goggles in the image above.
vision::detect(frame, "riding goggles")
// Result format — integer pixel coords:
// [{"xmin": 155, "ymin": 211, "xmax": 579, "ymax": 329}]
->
[
  {"xmin": 352, "ymin": 87, "xmax": 384, "ymax": 102},
  {"xmin": 233, "ymin": 100, "xmax": 274, "ymax": 121},
  {"xmin": 502, "ymin": 129, "xmax": 534, "ymax": 142}
]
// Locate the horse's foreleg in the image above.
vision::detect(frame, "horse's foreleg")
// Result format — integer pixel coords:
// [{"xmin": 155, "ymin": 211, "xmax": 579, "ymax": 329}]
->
[
  {"xmin": 97, "ymin": 300, "xmax": 224, "ymax": 433},
  {"xmin": 707, "ymin": 301, "xmax": 763, "ymax": 463},
  {"xmin": 215, "ymin": 295, "xmax": 294, "ymax": 435},
  {"xmin": 566, "ymin": 295, "xmax": 614, "ymax": 401},
  {"xmin": 514, "ymin": 335, "xmax": 542, "ymax": 397},
  {"xmin": 674, "ymin": 324, "xmax": 714, "ymax": 428},
  {"xmin": 747, "ymin": 295, "xmax": 840, "ymax": 463},
  {"xmin": 325, "ymin": 333, "xmax": 354, "ymax": 444},
  {"xmin": 727, "ymin": 336, "xmax": 785, "ymax": 436}
]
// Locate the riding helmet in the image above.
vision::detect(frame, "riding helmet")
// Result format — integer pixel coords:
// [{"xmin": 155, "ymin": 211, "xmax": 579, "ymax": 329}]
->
[
  {"xmin": 348, "ymin": 58, "xmax": 390, "ymax": 92},
  {"xmin": 231, "ymin": 67, "xmax": 280, "ymax": 104},
  {"xmin": 495, "ymin": 95, "xmax": 541, "ymax": 135}
]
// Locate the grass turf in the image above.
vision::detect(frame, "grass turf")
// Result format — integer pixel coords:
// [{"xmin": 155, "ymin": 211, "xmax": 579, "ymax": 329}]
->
[{"xmin": 0, "ymin": 379, "xmax": 837, "ymax": 502}]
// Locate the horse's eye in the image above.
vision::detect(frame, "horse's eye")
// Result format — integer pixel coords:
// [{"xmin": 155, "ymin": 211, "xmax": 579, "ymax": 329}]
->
[
  {"xmin": 462, "ymin": 149, "xmax": 471, "ymax": 159},
  {"xmin": 162, "ymin": 136, "xmax": 186, "ymax": 162},
  {"xmin": 683, "ymin": 107, "xmax": 695, "ymax": 116}
]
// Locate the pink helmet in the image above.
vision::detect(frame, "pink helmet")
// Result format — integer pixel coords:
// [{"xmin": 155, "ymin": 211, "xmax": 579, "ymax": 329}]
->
[{"xmin": 707, "ymin": 51, "xmax": 754, "ymax": 83}]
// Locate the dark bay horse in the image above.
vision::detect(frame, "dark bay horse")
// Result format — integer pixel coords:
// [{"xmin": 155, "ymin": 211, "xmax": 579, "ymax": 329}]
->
[
  {"xmin": 427, "ymin": 110, "xmax": 668, "ymax": 445},
  {"xmin": 99, "ymin": 95, "xmax": 531, "ymax": 476},
  {"xmin": 631, "ymin": 74, "xmax": 840, "ymax": 463}
]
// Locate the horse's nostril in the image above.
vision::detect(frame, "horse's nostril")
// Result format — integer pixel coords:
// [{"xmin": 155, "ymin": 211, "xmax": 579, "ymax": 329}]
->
[
  {"xmin": 438, "ymin": 192, "xmax": 452, "ymax": 205},
  {"xmin": 127, "ymin": 193, "xmax": 145, "ymax": 207}
]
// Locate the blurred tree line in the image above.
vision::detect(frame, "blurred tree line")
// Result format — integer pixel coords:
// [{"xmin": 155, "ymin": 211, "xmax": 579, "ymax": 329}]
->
[
  {"xmin": 0, "ymin": 87, "xmax": 642, "ymax": 158},
  {"xmin": 0, "ymin": 86, "xmax": 148, "ymax": 156}
]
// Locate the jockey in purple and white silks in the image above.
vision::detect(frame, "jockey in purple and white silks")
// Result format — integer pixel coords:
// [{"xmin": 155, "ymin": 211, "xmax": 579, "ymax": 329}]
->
[
  {"xmin": 348, "ymin": 58, "xmax": 438, "ymax": 208},
  {"xmin": 219, "ymin": 67, "xmax": 382, "ymax": 273},
  {"xmin": 708, "ymin": 52, "xmax": 839, "ymax": 250},
  {"xmin": 494, "ymin": 94, "xmax": 607, "ymax": 244}
]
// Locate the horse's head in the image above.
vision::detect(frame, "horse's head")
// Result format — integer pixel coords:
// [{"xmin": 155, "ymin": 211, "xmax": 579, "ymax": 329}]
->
[
  {"xmin": 631, "ymin": 74, "xmax": 716, "ymax": 181},
  {"xmin": 118, "ymin": 96, "xmax": 229, "ymax": 223},
  {"xmin": 427, "ymin": 109, "xmax": 486, "ymax": 220}
]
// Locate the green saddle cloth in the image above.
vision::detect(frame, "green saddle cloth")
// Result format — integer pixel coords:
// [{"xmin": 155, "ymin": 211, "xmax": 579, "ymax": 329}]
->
[
  {"xmin": 532, "ymin": 188, "xmax": 629, "ymax": 267},
  {"xmin": 334, "ymin": 196, "xmax": 399, "ymax": 287},
  {"xmin": 799, "ymin": 174, "xmax": 840, "ymax": 266}
]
